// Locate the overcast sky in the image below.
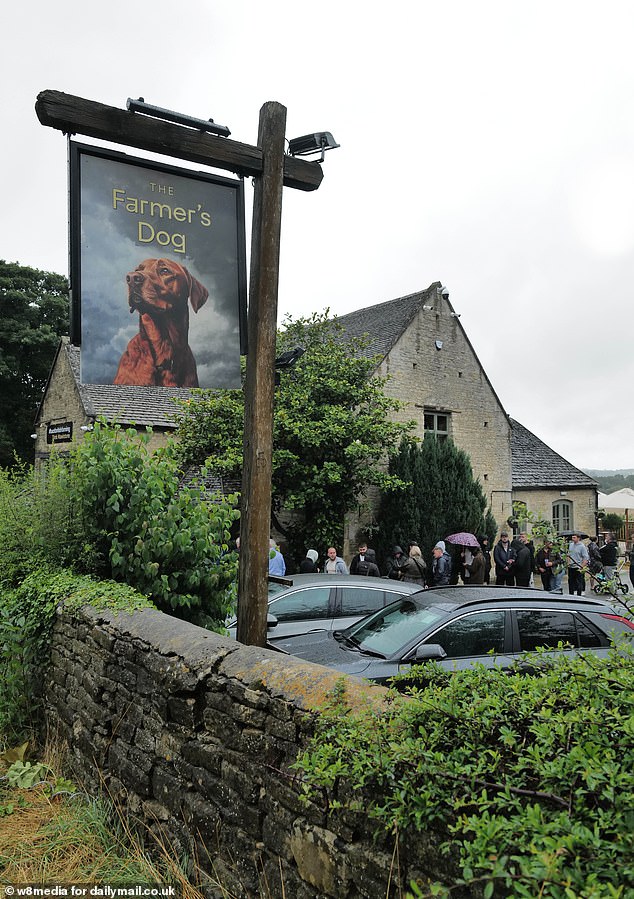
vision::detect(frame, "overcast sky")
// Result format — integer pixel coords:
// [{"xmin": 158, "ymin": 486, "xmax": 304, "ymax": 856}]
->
[{"xmin": 2, "ymin": 1, "xmax": 634, "ymax": 470}]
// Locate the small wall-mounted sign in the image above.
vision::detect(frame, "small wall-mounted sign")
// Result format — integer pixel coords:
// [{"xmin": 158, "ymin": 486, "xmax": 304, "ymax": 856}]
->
[{"xmin": 47, "ymin": 422, "xmax": 73, "ymax": 444}]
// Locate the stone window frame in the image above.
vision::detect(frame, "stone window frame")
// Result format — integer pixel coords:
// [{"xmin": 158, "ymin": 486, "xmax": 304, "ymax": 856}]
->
[{"xmin": 424, "ymin": 409, "xmax": 451, "ymax": 441}]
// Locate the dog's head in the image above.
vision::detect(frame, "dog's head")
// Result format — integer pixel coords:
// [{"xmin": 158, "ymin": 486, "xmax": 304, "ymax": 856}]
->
[{"xmin": 126, "ymin": 258, "xmax": 209, "ymax": 315}]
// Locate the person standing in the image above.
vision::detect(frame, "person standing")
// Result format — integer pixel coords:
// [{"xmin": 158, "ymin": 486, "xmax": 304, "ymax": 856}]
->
[
  {"xmin": 355, "ymin": 548, "xmax": 381, "ymax": 576},
  {"xmin": 350, "ymin": 542, "xmax": 368, "ymax": 575},
  {"xmin": 299, "ymin": 549, "xmax": 319, "ymax": 573},
  {"xmin": 431, "ymin": 541, "xmax": 452, "ymax": 586},
  {"xmin": 567, "ymin": 533, "xmax": 589, "ymax": 595},
  {"xmin": 268, "ymin": 539, "xmax": 286, "ymax": 576},
  {"xmin": 587, "ymin": 537, "xmax": 603, "ymax": 575},
  {"xmin": 535, "ymin": 539, "xmax": 554, "ymax": 591},
  {"xmin": 385, "ymin": 545, "xmax": 405, "ymax": 579},
  {"xmin": 478, "ymin": 536, "xmax": 492, "ymax": 584},
  {"xmin": 398, "ymin": 544, "xmax": 427, "ymax": 585},
  {"xmin": 493, "ymin": 532, "xmax": 516, "ymax": 586},
  {"xmin": 511, "ymin": 535, "xmax": 532, "ymax": 587},
  {"xmin": 599, "ymin": 533, "xmax": 619, "ymax": 581},
  {"xmin": 324, "ymin": 546, "xmax": 349, "ymax": 575},
  {"xmin": 464, "ymin": 544, "xmax": 485, "ymax": 584}
]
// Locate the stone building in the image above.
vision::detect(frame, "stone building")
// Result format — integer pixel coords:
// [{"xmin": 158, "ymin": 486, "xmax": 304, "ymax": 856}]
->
[
  {"xmin": 35, "ymin": 286, "xmax": 597, "ymax": 552},
  {"xmin": 336, "ymin": 282, "xmax": 513, "ymax": 551},
  {"xmin": 510, "ymin": 418, "xmax": 599, "ymax": 538}
]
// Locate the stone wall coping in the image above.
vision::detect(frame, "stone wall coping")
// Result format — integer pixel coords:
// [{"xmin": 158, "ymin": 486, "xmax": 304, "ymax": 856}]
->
[{"xmin": 72, "ymin": 604, "xmax": 388, "ymax": 714}]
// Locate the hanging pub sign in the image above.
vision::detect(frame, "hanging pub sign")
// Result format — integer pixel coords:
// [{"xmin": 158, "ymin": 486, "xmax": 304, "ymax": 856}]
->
[{"xmin": 69, "ymin": 142, "xmax": 247, "ymax": 388}]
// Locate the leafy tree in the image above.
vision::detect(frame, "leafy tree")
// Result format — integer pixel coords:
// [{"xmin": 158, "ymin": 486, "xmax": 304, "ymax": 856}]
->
[
  {"xmin": 0, "ymin": 260, "xmax": 69, "ymax": 467},
  {"xmin": 602, "ymin": 512, "xmax": 624, "ymax": 533},
  {"xmin": 175, "ymin": 311, "xmax": 415, "ymax": 560},
  {"xmin": 375, "ymin": 436, "xmax": 496, "ymax": 570}
]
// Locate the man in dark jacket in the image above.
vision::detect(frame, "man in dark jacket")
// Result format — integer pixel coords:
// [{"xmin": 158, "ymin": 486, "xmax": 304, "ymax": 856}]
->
[
  {"xmin": 355, "ymin": 548, "xmax": 380, "ymax": 577},
  {"xmin": 385, "ymin": 546, "xmax": 405, "ymax": 579},
  {"xmin": 599, "ymin": 534, "xmax": 619, "ymax": 580},
  {"xmin": 493, "ymin": 532, "xmax": 516, "ymax": 586},
  {"xmin": 431, "ymin": 541, "xmax": 452, "ymax": 586},
  {"xmin": 511, "ymin": 535, "xmax": 532, "ymax": 587}
]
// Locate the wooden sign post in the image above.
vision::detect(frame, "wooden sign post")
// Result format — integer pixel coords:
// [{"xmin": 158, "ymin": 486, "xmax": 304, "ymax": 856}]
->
[{"xmin": 36, "ymin": 91, "xmax": 325, "ymax": 647}]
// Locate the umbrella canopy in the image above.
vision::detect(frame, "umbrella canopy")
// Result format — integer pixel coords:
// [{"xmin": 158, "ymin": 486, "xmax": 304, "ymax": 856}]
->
[
  {"xmin": 445, "ymin": 532, "xmax": 481, "ymax": 548},
  {"xmin": 558, "ymin": 530, "xmax": 589, "ymax": 539}
]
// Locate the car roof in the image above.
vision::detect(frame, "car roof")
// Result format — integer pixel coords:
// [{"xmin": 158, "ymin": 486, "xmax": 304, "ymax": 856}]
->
[
  {"xmin": 268, "ymin": 574, "xmax": 420, "ymax": 593},
  {"xmin": 415, "ymin": 584, "xmax": 618, "ymax": 612}
]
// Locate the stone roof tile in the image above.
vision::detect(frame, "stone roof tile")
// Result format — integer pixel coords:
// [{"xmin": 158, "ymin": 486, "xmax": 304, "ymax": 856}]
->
[{"xmin": 511, "ymin": 419, "xmax": 597, "ymax": 489}]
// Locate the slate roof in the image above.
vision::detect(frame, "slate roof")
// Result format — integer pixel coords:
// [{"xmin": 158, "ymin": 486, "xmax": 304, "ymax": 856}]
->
[
  {"xmin": 66, "ymin": 341, "xmax": 190, "ymax": 429},
  {"xmin": 333, "ymin": 284, "xmax": 438, "ymax": 360},
  {"xmin": 511, "ymin": 419, "xmax": 597, "ymax": 489}
]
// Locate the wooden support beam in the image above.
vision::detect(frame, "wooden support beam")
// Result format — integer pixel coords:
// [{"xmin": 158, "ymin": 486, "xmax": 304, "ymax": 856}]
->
[
  {"xmin": 237, "ymin": 101, "xmax": 287, "ymax": 646},
  {"xmin": 35, "ymin": 90, "xmax": 323, "ymax": 192}
]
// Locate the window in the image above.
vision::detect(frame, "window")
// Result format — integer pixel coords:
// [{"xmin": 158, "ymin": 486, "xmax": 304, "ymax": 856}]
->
[
  {"xmin": 269, "ymin": 587, "xmax": 331, "ymax": 622},
  {"xmin": 516, "ymin": 610, "xmax": 579, "ymax": 651},
  {"xmin": 337, "ymin": 587, "xmax": 387, "ymax": 618},
  {"xmin": 552, "ymin": 501, "xmax": 572, "ymax": 533},
  {"xmin": 424, "ymin": 611, "xmax": 506, "ymax": 657},
  {"xmin": 424, "ymin": 411, "xmax": 450, "ymax": 441}
]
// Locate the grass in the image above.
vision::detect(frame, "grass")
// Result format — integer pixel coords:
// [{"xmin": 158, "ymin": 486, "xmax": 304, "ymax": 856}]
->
[{"xmin": 0, "ymin": 738, "xmax": 210, "ymax": 896}]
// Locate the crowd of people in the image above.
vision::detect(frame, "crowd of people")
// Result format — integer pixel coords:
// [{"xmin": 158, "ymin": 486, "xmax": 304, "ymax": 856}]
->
[{"xmin": 265, "ymin": 531, "xmax": 625, "ymax": 595}]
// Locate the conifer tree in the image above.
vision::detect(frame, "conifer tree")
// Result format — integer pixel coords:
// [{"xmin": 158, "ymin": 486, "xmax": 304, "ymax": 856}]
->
[{"xmin": 376, "ymin": 436, "xmax": 496, "ymax": 571}]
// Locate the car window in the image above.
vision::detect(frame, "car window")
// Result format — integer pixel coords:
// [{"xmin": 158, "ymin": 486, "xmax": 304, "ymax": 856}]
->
[
  {"xmin": 352, "ymin": 600, "xmax": 447, "ymax": 656},
  {"xmin": 269, "ymin": 587, "xmax": 331, "ymax": 622},
  {"xmin": 516, "ymin": 610, "xmax": 578, "ymax": 651},
  {"xmin": 424, "ymin": 610, "xmax": 505, "ymax": 658},
  {"xmin": 575, "ymin": 616, "xmax": 604, "ymax": 648},
  {"xmin": 337, "ymin": 587, "xmax": 386, "ymax": 617}
]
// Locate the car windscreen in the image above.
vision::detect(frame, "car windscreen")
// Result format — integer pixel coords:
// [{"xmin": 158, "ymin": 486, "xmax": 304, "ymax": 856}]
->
[{"xmin": 345, "ymin": 596, "xmax": 449, "ymax": 657}]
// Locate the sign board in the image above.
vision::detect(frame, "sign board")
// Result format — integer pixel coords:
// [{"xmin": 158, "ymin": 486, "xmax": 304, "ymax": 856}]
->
[
  {"xmin": 69, "ymin": 142, "xmax": 247, "ymax": 388},
  {"xmin": 47, "ymin": 422, "xmax": 73, "ymax": 444}
]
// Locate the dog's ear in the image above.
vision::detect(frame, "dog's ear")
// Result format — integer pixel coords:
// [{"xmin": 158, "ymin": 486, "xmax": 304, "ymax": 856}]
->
[{"xmin": 185, "ymin": 270, "xmax": 209, "ymax": 313}]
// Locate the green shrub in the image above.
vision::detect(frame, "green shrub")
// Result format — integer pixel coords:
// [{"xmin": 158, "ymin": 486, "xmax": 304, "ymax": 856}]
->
[
  {"xmin": 295, "ymin": 647, "xmax": 634, "ymax": 898},
  {"xmin": 0, "ymin": 567, "xmax": 153, "ymax": 743}
]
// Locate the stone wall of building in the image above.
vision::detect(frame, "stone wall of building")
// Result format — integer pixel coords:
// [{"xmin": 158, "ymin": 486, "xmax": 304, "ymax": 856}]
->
[
  {"xmin": 513, "ymin": 487, "xmax": 599, "ymax": 538},
  {"xmin": 345, "ymin": 298, "xmax": 513, "ymax": 554},
  {"xmin": 47, "ymin": 604, "xmax": 451, "ymax": 899}
]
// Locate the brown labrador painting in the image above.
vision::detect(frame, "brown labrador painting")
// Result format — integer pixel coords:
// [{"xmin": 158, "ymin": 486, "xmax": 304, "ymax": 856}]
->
[{"xmin": 114, "ymin": 258, "xmax": 209, "ymax": 387}]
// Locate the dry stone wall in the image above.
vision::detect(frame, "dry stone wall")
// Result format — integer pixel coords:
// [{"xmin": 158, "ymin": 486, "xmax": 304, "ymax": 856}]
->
[{"xmin": 47, "ymin": 605, "xmax": 449, "ymax": 899}]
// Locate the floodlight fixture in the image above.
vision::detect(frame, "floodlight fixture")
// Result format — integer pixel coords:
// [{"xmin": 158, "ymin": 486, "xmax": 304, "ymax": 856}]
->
[
  {"xmin": 126, "ymin": 97, "xmax": 231, "ymax": 138},
  {"xmin": 288, "ymin": 132, "xmax": 340, "ymax": 163}
]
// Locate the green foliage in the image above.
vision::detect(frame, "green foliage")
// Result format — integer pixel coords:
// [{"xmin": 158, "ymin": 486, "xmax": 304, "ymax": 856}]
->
[
  {"xmin": 0, "ymin": 566, "xmax": 152, "ymax": 742},
  {"xmin": 295, "ymin": 646, "xmax": 634, "ymax": 898},
  {"xmin": 0, "ymin": 259, "xmax": 69, "ymax": 467},
  {"xmin": 176, "ymin": 310, "xmax": 415, "ymax": 559},
  {"xmin": 602, "ymin": 512, "xmax": 624, "ymax": 533},
  {"xmin": 37, "ymin": 421, "xmax": 241, "ymax": 626},
  {"xmin": 375, "ymin": 437, "xmax": 496, "ymax": 569}
]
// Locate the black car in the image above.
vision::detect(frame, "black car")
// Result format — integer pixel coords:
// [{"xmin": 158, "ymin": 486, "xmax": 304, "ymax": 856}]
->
[
  {"xmin": 273, "ymin": 586, "xmax": 634, "ymax": 683},
  {"xmin": 226, "ymin": 574, "xmax": 422, "ymax": 643}
]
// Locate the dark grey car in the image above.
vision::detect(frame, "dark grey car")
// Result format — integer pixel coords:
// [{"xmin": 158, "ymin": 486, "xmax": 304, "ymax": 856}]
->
[
  {"xmin": 273, "ymin": 586, "xmax": 634, "ymax": 684},
  {"xmin": 226, "ymin": 574, "xmax": 422, "ymax": 643}
]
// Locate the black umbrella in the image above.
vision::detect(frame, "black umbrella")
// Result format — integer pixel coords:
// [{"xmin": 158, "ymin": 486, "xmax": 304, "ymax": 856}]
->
[{"xmin": 558, "ymin": 530, "xmax": 590, "ymax": 539}]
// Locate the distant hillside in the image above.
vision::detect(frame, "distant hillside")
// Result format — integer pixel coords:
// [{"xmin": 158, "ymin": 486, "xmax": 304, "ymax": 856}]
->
[{"xmin": 584, "ymin": 470, "xmax": 634, "ymax": 493}]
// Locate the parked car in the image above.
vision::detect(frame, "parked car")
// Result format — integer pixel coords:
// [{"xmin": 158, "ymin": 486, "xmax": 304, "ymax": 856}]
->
[
  {"xmin": 272, "ymin": 585, "xmax": 634, "ymax": 684},
  {"xmin": 226, "ymin": 574, "xmax": 422, "ymax": 643}
]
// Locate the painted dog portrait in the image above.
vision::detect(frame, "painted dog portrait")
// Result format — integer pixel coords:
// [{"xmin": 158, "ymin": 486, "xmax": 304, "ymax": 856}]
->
[{"xmin": 113, "ymin": 258, "xmax": 209, "ymax": 387}]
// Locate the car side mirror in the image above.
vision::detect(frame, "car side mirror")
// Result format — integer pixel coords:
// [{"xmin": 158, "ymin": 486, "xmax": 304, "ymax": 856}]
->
[
  {"xmin": 414, "ymin": 643, "xmax": 447, "ymax": 661},
  {"xmin": 267, "ymin": 613, "xmax": 279, "ymax": 629}
]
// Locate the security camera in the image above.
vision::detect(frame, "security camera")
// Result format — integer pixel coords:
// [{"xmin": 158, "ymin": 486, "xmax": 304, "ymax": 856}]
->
[
  {"xmin": 440, "ymin": 285, "xmax": 449, "ymax": 299},
  {"xmin": 450, "ymin": 312, "xmax": 461, "ymax": 318}
]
